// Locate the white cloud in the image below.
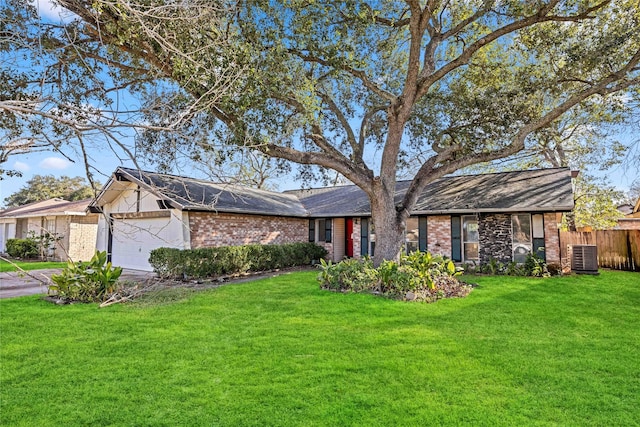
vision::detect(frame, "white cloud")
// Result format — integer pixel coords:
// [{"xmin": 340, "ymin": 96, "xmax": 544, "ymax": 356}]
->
[
  {"xmin": 13, "ymin": 161, "xmax": 31, "ymax": 172},
  {"xmin": 32, "ymin": 0, "xmax": 74, "ymax": 22},
  {"xmin": 39, "ymin": 157, "xmax": 71, "ymax": 170}
]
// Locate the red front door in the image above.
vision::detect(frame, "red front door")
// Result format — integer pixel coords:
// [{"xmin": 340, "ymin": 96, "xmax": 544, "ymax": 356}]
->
[{"xmin": 346, "ymin": 218, "xmax": 354, "ymax": 257}]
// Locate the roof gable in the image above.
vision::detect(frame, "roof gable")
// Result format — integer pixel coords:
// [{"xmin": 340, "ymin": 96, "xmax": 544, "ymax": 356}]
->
[{"xmin": 0, "ymin": 198, "xmax": 93, "ymax": 219}]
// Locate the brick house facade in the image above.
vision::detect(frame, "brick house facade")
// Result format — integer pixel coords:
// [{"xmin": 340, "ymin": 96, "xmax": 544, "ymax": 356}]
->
[
  {"xmin": 339, "ymin": 212, "xmax": 562, "ymax": 265},
  {"xmin": 91, "ymin": 167, "xmax": 573, "ymax": 270},
  {"xmin": 189, "ymin": 212, "xmax": 308, "ymax": 248}
]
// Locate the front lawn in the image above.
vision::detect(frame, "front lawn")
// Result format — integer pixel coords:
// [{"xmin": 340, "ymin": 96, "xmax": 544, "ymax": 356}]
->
[
  {"xmin": 0, "ymin": 259, "xmax": 66, "ymax": 272},
  {"xmin": 1, "ymin": 270, "xmax": 638, "ymax": 425}
]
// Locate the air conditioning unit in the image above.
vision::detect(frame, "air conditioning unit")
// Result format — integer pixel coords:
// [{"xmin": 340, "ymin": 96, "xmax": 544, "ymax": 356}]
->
[{"xmin": 571, "ymin": 245, "xmax": 598, "ymax": 274}]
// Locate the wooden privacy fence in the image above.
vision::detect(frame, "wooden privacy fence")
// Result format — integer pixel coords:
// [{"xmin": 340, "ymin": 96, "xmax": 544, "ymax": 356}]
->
[{"xmin": 560, "ymin": 230, "xmax": 640, "ymax": 272}]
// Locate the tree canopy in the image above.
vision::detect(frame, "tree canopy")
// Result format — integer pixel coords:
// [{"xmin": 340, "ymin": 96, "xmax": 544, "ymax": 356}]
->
[
  {"xmin": 4, "ymin": 0, "xmax": 640, "ymax": 263},
  {"xmin": 3, "ymin": 175, "xmax": 95, "ymax": 207}
]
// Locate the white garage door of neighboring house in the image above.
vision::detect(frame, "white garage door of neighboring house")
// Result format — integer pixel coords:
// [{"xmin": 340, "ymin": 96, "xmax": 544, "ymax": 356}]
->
[
  {"xmin": 0, "ymin": 222, "xmax": 16, "ymax": 253},
  {"xmin": 110, "ymin": 216, "xmax": 183, "ymax": 271},
  {"xmin": 0, "ymin": 224, "xmax": 5, "ymax": 253}
]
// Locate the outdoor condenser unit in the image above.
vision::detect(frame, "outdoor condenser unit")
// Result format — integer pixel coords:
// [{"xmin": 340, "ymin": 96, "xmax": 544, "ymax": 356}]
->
[{"xmin": 571, "ymin": 245, "xmax": 598, "ymax": 274}]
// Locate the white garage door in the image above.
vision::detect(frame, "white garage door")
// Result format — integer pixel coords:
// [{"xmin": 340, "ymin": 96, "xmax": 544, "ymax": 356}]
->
[{"xmin": 111, "ymin": 217, "xmax": 182, "ymax": 271}]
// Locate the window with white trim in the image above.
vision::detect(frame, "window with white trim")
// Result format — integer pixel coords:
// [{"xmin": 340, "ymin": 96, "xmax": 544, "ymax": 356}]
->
[
  {"xmin": 45, "ymin": 218, "xmax": 56, "ymax": 235},
  {"xmin": 405, "ymin": 217, "xmax": 419, "ymax": 254},
  {"xmin": 512, "ymin": 214, "xmax": 532, "ymax": 263},
  {"xmin": 462, "ymin": 215, "xmax": 479, "ymax": 262}
]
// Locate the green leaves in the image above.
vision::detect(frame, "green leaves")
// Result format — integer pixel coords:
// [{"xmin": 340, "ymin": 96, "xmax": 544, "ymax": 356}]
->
[
  {"xmin": 4, "ymin": 175, "xmax": 95, "ymax": 207},
  {"xmin": 49, "ymin": 251, "xmax": 123, "ymax": 303},
  {"xmin": 317, "ymin": 251, "xmax": 468, "ymax": 301}
]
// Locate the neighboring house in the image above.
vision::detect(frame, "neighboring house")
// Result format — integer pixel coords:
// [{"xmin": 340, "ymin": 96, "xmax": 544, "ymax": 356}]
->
[
  {"xmin": 617, "ymin": 203, "xmax": 634, "ymax": 216},
  {"xmin": 0, "ymin": 198, "xmax": 98, "ymax": 261},
  {"xmin": 613, "ymin": 197, "xmax": 640, "ymax": 230},
  {"xmin": 90, "ymin": 167, "xmax": 574, "ymax": 271}
]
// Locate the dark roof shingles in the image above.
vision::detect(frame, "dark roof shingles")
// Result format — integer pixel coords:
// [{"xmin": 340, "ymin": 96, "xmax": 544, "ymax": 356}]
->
[{"xmin": 114, "ymin": 167, "xmax": 573, "ymax": 218}]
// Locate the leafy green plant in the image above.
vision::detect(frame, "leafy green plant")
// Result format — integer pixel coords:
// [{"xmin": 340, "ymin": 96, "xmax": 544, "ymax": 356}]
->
[
  {"xmin": 481, "ymin": 258, "xmax": 504, "ymax": 275},
  {"xmin": 317, "ymin": 258, "xmax": 337, "ymax": 290},
  {"xmin": 505, "ymin": 261, "xmax": 524, "ymax": 276},
  {"xmin": 317, "ymin": 251, "xmax": 469, "ymax": 302},
  {"xmin": 27, "ymin": 230, "xmax": 63, "ymax": 260},
  {"xmin": 524, "ymin": 253, "xmax": 550, "ymax": 278},
  {"xmin": 462, "ymin": 261, "xmax": 478, "ymax": 274},
  {"xmin": 49, "ymin": 251, "xmax": 123, "ymax": 303}
]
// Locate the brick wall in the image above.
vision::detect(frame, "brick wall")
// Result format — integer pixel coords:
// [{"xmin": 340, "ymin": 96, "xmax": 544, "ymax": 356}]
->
[
  {"xmin": 427, "ymin": 215, "xmax": 451, "ymax": 257},
  {"xmin": 543, "ymin": 212, "xmax": 561, "ymax": 264},
  {"xmin": 189, "ymin": 212, "xmax": 308, "ymax": 248},
  {"xmin": 352, "ymin": 218, "xmax": 362, "ymax": 258},
  {"xmin": 66, "ymin": 215, "xmax": 99, "ymax": 262}
]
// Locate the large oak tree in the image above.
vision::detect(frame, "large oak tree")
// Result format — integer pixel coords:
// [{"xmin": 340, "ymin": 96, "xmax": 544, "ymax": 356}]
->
[{"xmin": 11, "ymin": 0, "xmax": 640, "ymax": 264}]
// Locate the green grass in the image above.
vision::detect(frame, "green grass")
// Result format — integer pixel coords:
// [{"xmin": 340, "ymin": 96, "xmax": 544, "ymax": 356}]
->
[
  {"xmin": 0, "ymin": 259, "xmax": 66, "ymax": 272},
  {"xmin": 1, "ymin": 270, "xmax": 639, "ymax": 426}
]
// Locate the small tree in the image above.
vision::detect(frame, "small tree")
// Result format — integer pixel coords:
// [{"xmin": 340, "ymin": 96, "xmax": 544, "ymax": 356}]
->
[{"xmin": 26, "ymin": 231, "xmax": 64, "ymax": 260}]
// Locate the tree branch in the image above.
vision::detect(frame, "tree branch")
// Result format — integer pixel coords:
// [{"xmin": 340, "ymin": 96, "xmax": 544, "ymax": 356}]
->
[
  {"xmin": 402, "ymin": 44, "xmax": 640, "ymax": 212},
  {"xmin": 287, "ymin": 48, "xmax": 397, "ymax": 103},
  {"xmin": 317, "ymin": 91, "xmax": 358, "ymax": 157}
]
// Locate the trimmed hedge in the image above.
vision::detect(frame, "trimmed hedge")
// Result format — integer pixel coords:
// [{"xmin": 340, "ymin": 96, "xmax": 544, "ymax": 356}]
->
[{"xmin": 149, "ymin": 242, "xmax": 328, "ymax": 279}]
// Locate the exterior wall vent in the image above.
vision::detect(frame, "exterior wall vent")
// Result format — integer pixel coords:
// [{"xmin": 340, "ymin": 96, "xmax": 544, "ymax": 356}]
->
[
  {"xmin": 571, "ymin": 245, "xmax": 598, "ymax": 274},
  {"xmin": 156, "ymin": 200, "xmax": 172, "ymax": 210}
]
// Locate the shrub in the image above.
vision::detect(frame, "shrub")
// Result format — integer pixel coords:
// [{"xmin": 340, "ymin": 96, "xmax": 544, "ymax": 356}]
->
[
  {"xmin": 317, "ymin": 251, "xmax": 470, "ymax": 303},
  {"xmin": 49, "ymin": 251, "xmax": 123, "ymax": 303},
  {"xmin": 5, "ymin": 238, "xmax": 39, "ymax": 259},
  {"xmin": 469, "ymin": 254, "xmax": 553, "ymax": 277},
  {"xmin": 523, "ymin": 253, "xmax": 550, "ymax": 277},
  {"xmin": 318, "ymin": 257, "xmax": 376, "ymax": 292},
  {"xmin": 546, "ymin": 263, "xmax": 562, "ymax": 276},
  {"xmin": 481, "ymin": 258, "xmax": 504, "ymax": 275},
  {"xmin": 149, "ymin": 243, "xmax": 327, "ymax": 279}
]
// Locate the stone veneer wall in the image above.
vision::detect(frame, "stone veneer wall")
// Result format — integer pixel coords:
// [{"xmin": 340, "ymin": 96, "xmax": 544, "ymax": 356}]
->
[
  {"xmin": 426, "ymin": 215, "xmax": 451, "ymax": 258},
  {"xmin": 189, "ymin": 212, "xmax": 308, "ymax": 249},
  {"xmin": 478, "ymin": 213, "xmax": 513, "ymax": 264}
]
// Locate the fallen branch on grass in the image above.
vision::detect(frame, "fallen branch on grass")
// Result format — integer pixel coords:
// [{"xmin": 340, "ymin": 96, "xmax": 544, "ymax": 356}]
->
[{"xmin": 0, "ymin": 256, "xmax": 52, "ymax": 287}]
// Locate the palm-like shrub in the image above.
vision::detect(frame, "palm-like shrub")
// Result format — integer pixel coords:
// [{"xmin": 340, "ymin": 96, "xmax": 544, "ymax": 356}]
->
[{"xmin": 49, "ymin": 251, "xmax": 122, "ymax": 303}]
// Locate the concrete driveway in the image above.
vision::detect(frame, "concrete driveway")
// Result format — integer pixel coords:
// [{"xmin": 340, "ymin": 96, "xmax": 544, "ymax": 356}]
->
[{"xmin": 0, "ymin": 268, "xmax": 156, "ymax": 299}]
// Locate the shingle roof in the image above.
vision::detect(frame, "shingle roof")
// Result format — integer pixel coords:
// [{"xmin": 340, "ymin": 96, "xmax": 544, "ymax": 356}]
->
[
  {"xmin": 0, "ymin": 198, "xmax": 93, "ymax": 219},
  {"xmin": 290, "ymin": 168, "xmax": 574, "ymax": 216},
  {"xmin": 95, "ymin": 167, "xmax": 574, "ymax": 218},
  {"xmin": 111, "ymin": 168, "xmax": 308, "ymax": 217}
]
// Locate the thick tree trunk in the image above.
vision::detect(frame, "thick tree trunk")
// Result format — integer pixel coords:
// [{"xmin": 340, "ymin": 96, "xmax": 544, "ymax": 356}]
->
[
  {"xmin": 370, "ymin": 205, "xmax": 406, "ymax": 266},
  {"xmin": 368, "ymin": 114, "xmax": 411, "ymax": 266}
]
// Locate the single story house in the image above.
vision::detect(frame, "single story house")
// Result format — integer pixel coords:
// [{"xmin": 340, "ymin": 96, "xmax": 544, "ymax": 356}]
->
[
  {"xmin": 89, "ymin": 167, "xmax": 573, "ymax": 271},
  {"xmin": 0, "ymin": 198, "xmax": 99, "ymax": 261}
]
